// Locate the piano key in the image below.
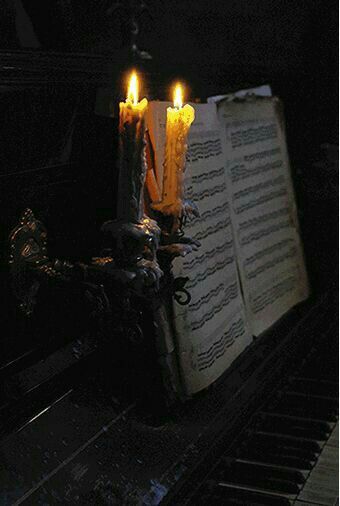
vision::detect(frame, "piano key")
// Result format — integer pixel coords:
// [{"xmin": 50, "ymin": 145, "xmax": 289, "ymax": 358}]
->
[
  {"xmin": 242, "ymin": 435, "xmax": 319, "ymax": 461},
  {"xmin": 256, "ymin": 413, "xmax": 331, "ymax": 440},
  {"xmin": 316, "ymin": 445, "xmax": 339, "ymax": 471},
  {"xmin": 280, "ymin": 389, "xmax": 338, "ymax": 407},
  {"xmin": 238, "ymin": 443, "xmax": 315, "ymax": 471},
  {"xmin": 295, "ymin": 501, "xmax": 337, "ymax": 506},
  {"xmin": 299, "ymin": 358, "xmax": 338, "ymax": 383},
  {"xmin": 214, "ymin": 483, "xmax": 293, "ymax": 505},
  {"xmin": 215, "ymin": 460, "xmax": 302, "ymax": 495},
  {"xmin": 217, "ymin": 480, "xmax": 297, "ymax": 501},
  {"xmin": 326, "ymin": 422, "xmax": 339, "ymax": 448},
  {"xmin": 304, "ymin": 467, "xmax": 339, "ymax": 493},
  {"xmin": 266, "ymin": 396, "xmax": 338, "ymax": 422},
  {"xmin": 242, "ymin": 444, "xmax": 319, "ymax": 474},
  {"xmin": 292, "ymin": 377, "xmax": 338, "ymax": 388},
  {"xmin": 260, "ymin": 411, "xmax": 334, "ymax": 433},
  {"xmin": 234, "ymin": 458, "xmax": 308, "ymax": 480},
  {"xmin": 248, "ymin": 430, "xmax": 323, "ymax": 453},
  {"xmin": 284, "ymin": 390, "xmax": 339, "ymax": 403},
  {"xmin": 197, "ymin": 481, "xmax": 293, "ymax": 505},
  {"xmin": 298, "ymin": 486, "xmax": 338, "ymax": 506},
  {"xmin": 235, "ymin": 456, "xmax": 309, "ymax": 483},
  {"xmin": 224, "ymin": 459, "xmax": 305, "ymax": 484},
  {"xmin": 288, "ymin": 378, "xmax": 338, "ymax": 399}
]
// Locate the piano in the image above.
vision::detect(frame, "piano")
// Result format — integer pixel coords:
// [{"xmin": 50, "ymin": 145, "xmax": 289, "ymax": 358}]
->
[
  {"xmin": 0, "ymin": 285, "xmax": 337, "ymax": 505},
  {"xmin": 0, "ymin": 4, "xmax": 338, "ymax": 503}
]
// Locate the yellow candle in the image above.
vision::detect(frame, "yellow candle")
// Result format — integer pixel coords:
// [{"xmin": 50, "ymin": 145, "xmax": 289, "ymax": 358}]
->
[
  {"xmin": 153, "ymin": 83, "xmax": 195, "ymax": 217},
  {"xmin": 117, "ymin": 71, "xmax": 148, "ymax": 223}
]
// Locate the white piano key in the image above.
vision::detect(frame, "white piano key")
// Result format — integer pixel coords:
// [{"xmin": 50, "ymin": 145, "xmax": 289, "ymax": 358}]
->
[
  {"xmin": 299, "ymin": 487, "xmax": 338, "ymax": 506},
  {"xmin": 317, "ymin": 446, "xmax": 339, "ymax": 471},
  {"xmin": 327, "ymin": 422, "xmax": 339, "ymax": 448},
  {"xmin": 296, "ymin": 422, "xmax": 339, "ymax": 506}
]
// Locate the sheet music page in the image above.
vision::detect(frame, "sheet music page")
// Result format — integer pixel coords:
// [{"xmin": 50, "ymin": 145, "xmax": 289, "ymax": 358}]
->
[
  {"xmin": 207, "ymin": 84, "xmax": 272, "ymax": 104},
  {"xmin": 217, "ymin": 97, "xmax": 309, "ymax": 336},
  {"xmin": 146, "ymin": 102, "xmax": 251, "ymax": 395}
]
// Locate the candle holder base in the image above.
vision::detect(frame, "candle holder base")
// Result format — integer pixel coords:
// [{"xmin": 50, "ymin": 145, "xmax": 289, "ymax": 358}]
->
[
  {"xmin": 101, "ymin": 215, "xmax": 163, "ymax": 297},
  {"xmin": 152, "ymin": 205, "xmax": 201, "ymax": 307},
  {"xmin": 7, "ymin": 204, "xmax": 200, "ymax": 407}
]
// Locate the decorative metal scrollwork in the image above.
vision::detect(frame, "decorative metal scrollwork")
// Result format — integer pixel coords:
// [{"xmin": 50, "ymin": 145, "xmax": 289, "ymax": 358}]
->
[
  {"xmin": 8, "ymin": 209, "xmax": 110, "ymax": 318},
  {"xmin": 9, "ymin": 208, "xmax": 49, "ymax": 316},
  {"xmin": 173, "ymin": 276, "xmax": 191, "ymax": 306},
  {"xmin": 8, "ymin": 198, "xmax": 200, "ymax": 350}
]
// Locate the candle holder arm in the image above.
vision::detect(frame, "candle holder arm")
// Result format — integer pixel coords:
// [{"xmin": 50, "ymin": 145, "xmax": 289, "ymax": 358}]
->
[
  {"xmin": 8, "ymin": 209, "xmax": 164, "ymax": 332},
  {"xmin": 8, "ymin": 209, "xmax": 124, "ymax": 320},
  {"xmin": 154, "ymin": 203, "xmax": 201, "ymax": 308}
]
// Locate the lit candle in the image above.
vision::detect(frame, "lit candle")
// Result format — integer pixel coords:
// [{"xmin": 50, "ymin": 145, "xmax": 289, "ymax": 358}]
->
[
  {"xmin": 153, "ymin": 83, "xmax": 195, "ymax": 217},
  {"xmin": 117, "ymin": 71, "xmax": 148, "ymax": 223}
]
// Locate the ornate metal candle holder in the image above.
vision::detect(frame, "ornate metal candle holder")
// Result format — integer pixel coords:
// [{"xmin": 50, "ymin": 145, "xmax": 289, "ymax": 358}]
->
[
  {"xmin": 8, "ymin": 200, "xmax": 198, "ymax": 328},
  {"xmin": 8, "ymin": 208, "xmax": 157, "ymax": 338},
  {"xmin": 8, "ymin": 198, "xmax": 199, "ymax": 412}
]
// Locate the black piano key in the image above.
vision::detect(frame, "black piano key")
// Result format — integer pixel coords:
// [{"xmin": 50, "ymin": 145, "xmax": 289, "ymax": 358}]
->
[
  {"xmin": 234, "ymin": 458, "xmax": 306, "ymax": 483},
  {"xmin": 238, "ymin": 443, "xmax": 315, "ymax": 471},
  {"xmin": 299, "ymin": 354, "xmax": 338, "ymax": 381},
  {"xmin": 190, "ymin": 481, "xmax": 292, "ymax": 506},
  {"xmin": 218, "ymin": 481, "xmax": 297, "ymax": 501},
  {"xmin": 284, "ymin": 390, "xmax": 339, "ymax": 403},
  {"xmin": 267, "ymin": 395, "xmax": 338, "ymax": 422},
  {"xmin": 215, "ymin": 460, "xmax": 302, "ymax": 495},
  {"xmin": 226, "ymin": 459, "xmax": 304, "ymax": 485},
  {"xmin": 255, "ymin": 412, "xmax": 332, "ymax": 440},
  {"xmin": 288, "ymin": 377, "xmax": 338, "ymax": 399},
  {"xmin": 246, "ymin": 430, "xmax": 322, "ymax": 454},
  {"xmin": 237, "ymin": 437, "xmax": 317, "ymax": 470},
  {"xmin": 259, "ymin": 411, "xmax": 334, "ymax": 432}
]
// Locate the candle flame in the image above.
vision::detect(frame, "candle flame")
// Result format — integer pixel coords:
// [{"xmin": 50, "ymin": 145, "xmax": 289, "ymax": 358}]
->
[
  {"xmin": 127, "ymin": 71, "xmax": 138, "ymax": 105},
  {"xmin": 173, "ymin": 83, "xmax": 183, "ymax": 109}
]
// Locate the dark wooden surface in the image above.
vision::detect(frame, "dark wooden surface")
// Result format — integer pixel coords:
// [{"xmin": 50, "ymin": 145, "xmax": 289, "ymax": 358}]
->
[
  {"xmin": 0, "ymin": 291, "xmax": 335, "ymax": 505},
  {"xmin": 0, "ymin": 73, "xmax": 119, "ymax": 377}
]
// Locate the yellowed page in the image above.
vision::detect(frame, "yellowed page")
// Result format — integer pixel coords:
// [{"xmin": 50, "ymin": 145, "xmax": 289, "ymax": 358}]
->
[
  {"xmin": 217, "ymin": 97, "xmax": 309, "ymax": 336},
  {"xmin": 146, "ymin": 102, "xmax": 252, "ymax": 395}
]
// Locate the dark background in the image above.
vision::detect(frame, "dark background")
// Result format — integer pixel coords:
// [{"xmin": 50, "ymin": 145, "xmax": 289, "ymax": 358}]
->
[{"xmin": 0, "ymin": 0, "xmax": 338, "ymax": 371}]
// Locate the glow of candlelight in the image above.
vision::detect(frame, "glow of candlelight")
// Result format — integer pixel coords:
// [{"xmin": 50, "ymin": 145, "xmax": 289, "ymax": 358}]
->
[
  {"xmin": 127, "ymin": 71, "xmax": 139, "ymax": 105},
  {"xmin": 173, "ymin": 83, "xmax": 183, "ymax": 109}
]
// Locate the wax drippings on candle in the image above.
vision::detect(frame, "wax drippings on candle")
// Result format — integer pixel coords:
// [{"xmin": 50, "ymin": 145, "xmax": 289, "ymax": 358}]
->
[
  {"xmin": 118, "ymin": 71, "xmax": 148, "ymax": 222},
  {"xmin": 174, "ymin": 84, "xmax": 183, "ymax": 109},
  {"xmin": 127, "ymin": 71, "xmax": 139, "ymax": 105},
  {"xmin": 152, "ymin": 91, "xmax": 195, "ymax": 216}
]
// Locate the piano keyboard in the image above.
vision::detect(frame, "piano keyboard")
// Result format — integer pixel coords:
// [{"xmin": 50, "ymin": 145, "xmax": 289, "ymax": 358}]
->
[{"xmin": 185, "ymin": 324, "xmax": 338, "ymax": 506}]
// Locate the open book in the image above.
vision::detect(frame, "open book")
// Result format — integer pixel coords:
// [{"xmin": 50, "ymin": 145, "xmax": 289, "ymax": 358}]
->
[
  {"xmin": 217, "ymin": 96, "xmax": 309, "ymax": 336},
  {"xmin": 146, "ymin": 96, "xmax": 309, "ymax": 397}
]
